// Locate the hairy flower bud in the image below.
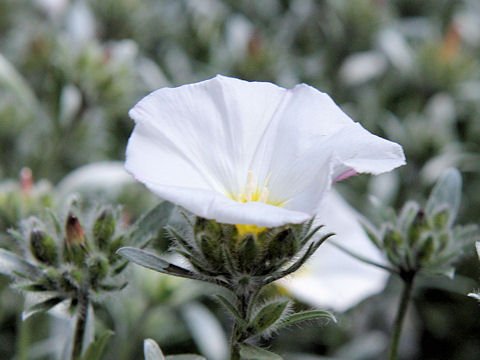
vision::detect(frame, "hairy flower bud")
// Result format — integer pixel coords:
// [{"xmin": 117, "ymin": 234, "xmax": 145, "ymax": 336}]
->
[
  {"xmin": 65, "ymin": 214, "xmax": 88, "ymax": 265},
  {"xmin": 93, "ymin": 208, "xmax": 116, "ymax": 250},
  {"xmin": 237, "ymin": 234, "xmax": 259, "ymax": 272},
  {"xmin": 30, "ymin": 228, "xmax": 58, "ymax": 266},
  {"xmin": 432, "ymin": 208, "xmax": 450, "ymax": 230},
  {"xmin": 87, "ymin": 254, "xmax": 109, "ymax": 286}
]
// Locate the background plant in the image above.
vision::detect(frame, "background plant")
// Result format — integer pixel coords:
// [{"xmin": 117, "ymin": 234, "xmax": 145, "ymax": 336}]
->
[{"xmin": 1, "ymin": 0, "xmax": 480, "ymax": 359}]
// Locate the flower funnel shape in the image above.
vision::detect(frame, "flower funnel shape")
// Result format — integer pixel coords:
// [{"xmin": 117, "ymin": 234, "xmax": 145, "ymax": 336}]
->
[{"xmin": 126, "ymin": 75, "xmax": 405, "ymax": 227}]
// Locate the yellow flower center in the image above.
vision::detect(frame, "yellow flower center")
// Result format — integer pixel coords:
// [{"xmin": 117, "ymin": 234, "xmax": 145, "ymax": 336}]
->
[{"xmin": 229, "ymin": 171, "xmax": 284, "ymax": 237}]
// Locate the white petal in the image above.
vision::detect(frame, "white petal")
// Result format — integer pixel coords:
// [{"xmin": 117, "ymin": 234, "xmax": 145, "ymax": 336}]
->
[
  {"xmin": 250, "ymin": 83, "xmax": 404, "ymax": 215},
  {"xmin": 280, "ymin": 191, "xmax": 388, "ymax": 312},
  {"xmin": 329, "ymin": 122, "xmax": 406, "ymax": 179},
  {"xmin": 144, "ymin": 182, "xmax": 310, "ymax": 227},
  {"xmin": 127, "ymin": 74, "xmax": 287, "ymax": 198},
  {"xmin": 249, "ymin": 84, "xmax": 353, "ymax": 211}
]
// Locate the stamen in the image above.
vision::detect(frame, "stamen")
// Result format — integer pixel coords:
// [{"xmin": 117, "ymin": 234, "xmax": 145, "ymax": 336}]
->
[
  {"xmin": 258, "ymin": 186, "xmax": 269, "ymax": 203},
  {"xmin": 243, "ymin": 170, "xmax": 255, "ymax": 202}
]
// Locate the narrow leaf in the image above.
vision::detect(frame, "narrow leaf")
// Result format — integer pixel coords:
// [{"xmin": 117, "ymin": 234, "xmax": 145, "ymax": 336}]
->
[
  {"xmin": 16, "ymin": 283, "xmax": 48, "ymax": 292},
  {"xmin": 118, "ymin": 247, "xmax": 231, "ymax": 288},
  {"xmin": 117, "ymin": 247, "xmax": 198, "ymax": 280},
  {"xmin": 426, "ymin": 168, "xmax": 462, "ymax": 224},
  {"xmin": 278, "ymin": 310, "xmax": 336, "ymax": 328},
  {"xmin": 238, "ymin": 344, "xmax": 283, "ymax": 360},
  {"xmin": 144, "ymin": 338, "xmax": 165, "ymax": 360},
  {"xmin": 80, "ymin": 330, "xmax": 114, "ymax": 360},
  {"xmin": 251, "ymin": 300, "xmax": 290, "ymax": 334},
  {"xmin": 165, "ymin": 355, "xmax": 206, "ymax": 360},
  {"xmin": 22, "ymin": 297, "xmax": 65, "ymax": 320},
  {"xmin": 0, "ymin": 249, "xmax": 42, "ymax": 280}
]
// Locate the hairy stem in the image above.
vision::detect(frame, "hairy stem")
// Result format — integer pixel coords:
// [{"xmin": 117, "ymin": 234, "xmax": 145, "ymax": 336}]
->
[
  {"xmin": 71, "ymin": 292, "xmax": 89, "ymax": 360},
  {"xmin": 388, "ymin": 273, "xmax": 415, "ymax": 360},
  {"xmin": 229, "ymin": 291, "xmax": 251, "ymax": 360}
]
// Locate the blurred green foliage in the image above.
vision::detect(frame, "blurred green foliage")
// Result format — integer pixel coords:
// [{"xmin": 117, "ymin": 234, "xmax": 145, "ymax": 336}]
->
[{"xmin": 0, "ymin": 0, "xmax": 479, "ymax": 359}]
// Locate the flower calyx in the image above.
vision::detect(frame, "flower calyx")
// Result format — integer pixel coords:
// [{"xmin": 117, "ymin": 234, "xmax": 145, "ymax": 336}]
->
[{"xmin": 168, "ymin": 216, "xmax": 333, "ymax": 289}]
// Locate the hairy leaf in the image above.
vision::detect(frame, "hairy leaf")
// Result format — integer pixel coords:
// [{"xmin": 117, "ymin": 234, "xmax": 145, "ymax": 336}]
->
[
  {"xmin": 250, "ymin": 300, "xmax": 289, "ymax": 334},
  {"xmin": 238, "ymin": 344, "xmax": 283, "ymax": 360},
  {"xmin": 278, "ymin": 310, "xmax": 336, "ymax": 328},
  {"xmin": 0, "ymin": 249, "xmax": 41, "ymax": 280}
]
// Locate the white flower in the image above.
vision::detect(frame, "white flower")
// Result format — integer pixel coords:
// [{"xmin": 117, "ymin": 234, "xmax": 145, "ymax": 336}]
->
[
  {"xmin": 126, "ymin": 75, "xmax": 405, "ymax": 228},
  {"xmin": 279, "ymin": 191, "xmax": 389, "ymax": 312}
]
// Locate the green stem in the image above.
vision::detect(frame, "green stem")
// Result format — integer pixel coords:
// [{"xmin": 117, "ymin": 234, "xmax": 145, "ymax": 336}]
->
[
  {"xmin": 71, "ymin": 292, "xmax": 89, "ymax": 360},
  {"xmin": 229, "ymin": 322, "xmax": 241, "ymax": 360},
  {"xmin": 230, "ymin": 292, "xmax": 250, "ymax": 360},
  {"xmin": 388, "ymin": 273, "xmax": 415, "ymax": 360},
  {"xmin": 17, "ymin": 308, "xmax": 30, "ymax": 360}
]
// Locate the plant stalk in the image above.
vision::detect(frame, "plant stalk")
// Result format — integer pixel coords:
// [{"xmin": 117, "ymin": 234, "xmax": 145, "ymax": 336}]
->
[
  {"xmin": 388, "ymin": 273, "xmax": 415, "ymax": 360},
  {"xmin": 229, "ymin": 291, "xmax": 251, "ymax": 360},
  {"xmin": 71, "ymin": 291, "xmax": 89, "ymax": 360}
]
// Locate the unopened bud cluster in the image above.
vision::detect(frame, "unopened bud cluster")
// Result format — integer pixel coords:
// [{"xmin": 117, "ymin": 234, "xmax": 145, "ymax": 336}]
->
[
  {"xmin": 366, "ymin": 201, "xmax": 476, "ymax": 278},
  {"xmin": 19, "ymin": 206, "xmax": 128, "ymax": 303}
]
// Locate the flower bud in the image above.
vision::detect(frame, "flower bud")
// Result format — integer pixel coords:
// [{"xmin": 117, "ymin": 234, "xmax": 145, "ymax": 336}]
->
[
  {"xmin": 199, "ymin": 234, "xmax": 222, "ymax": 267},
  {"xmin": 418, "ymin": 235, "xmax": 436, "ymax": 265},
  {"xmin": 408, "ymin": 210, "xmax": 427, "ymax": 246},
  {"xmin": 436, "ymin": 232, "xmax": 450, "ymax": 253},
  {"xmin": 93, "ymin": 208, "xmax": 116, "ymax": 250},
  {"xmin": 432, "ymin": 209, "xmax": 450, "ymax": 230},
  {"xmin": 65, "ymin": 214, "xmax": 88, "ymax": 265},
  {"xmin": 265, "ymin": 228, "xmax": 292, "ymax": 261},
  {"xmin": 108, "ymin": 235, "xmax": 126, "ymax": 262},
  {"xmin": 238, "ymin": 234, "xmax": 259, "ymax": 273},
  {"xmin": 87, "ymin": 254, "xmax": 109, "ymax": 285},
  {"xmin": 30, "ymin": 228, "xmax": 58, "ymax": 266},
  {"xmin": 66, "ymin": 214, "xmax": 86, "ymax": 247},
  {"xmin": 384, "ymin": 228, "xmax": 404, "ymax": 265}
]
